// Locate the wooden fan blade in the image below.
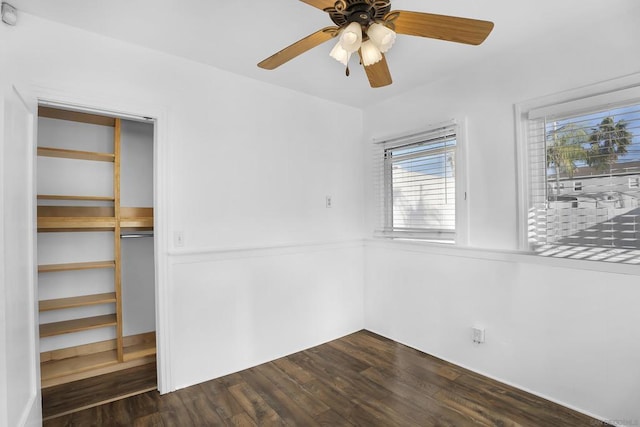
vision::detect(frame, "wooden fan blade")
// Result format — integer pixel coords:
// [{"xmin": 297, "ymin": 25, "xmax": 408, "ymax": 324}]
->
[
  {"xmin": 359, "ymin": 52, "xmax": 392, "ymax": 88},
  {"xmin": 258, "ymin": 27, "xmax": 339, "ymax": 70},
  {"xmin": 386, "ymin": 10, "xmax": 494, "ymax": 45},
  {"xmin": 298, "ymin": 0, "xmax": 336, "ymax": 11}
]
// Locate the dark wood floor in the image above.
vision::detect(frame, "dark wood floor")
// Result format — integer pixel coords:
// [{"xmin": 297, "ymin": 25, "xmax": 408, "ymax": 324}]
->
[{"xmin": 44, "ymin": 330, "xmax": 609, "ymax": 426}]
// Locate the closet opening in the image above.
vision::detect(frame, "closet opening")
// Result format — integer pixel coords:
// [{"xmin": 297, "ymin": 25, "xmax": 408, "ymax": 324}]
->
[{"xmin": 35, "ymin": 103, "xmax": 158, "ymax": 420}]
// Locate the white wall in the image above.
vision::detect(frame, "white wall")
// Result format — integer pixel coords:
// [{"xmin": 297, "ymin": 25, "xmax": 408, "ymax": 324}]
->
[
  {"xmin": 0, "ymin": 12, "xmax": 365, "ymax": 393},
  {"xmin": 363, "ymin": 4, "xmax": 640, "ymax": 425},
  {"xmin": 1, "ymin": 85, "xmax": 41, "ymax": 426},
  {"xmin": 171, "ymin": 241, "xmax": 364, "ymax": 389}
]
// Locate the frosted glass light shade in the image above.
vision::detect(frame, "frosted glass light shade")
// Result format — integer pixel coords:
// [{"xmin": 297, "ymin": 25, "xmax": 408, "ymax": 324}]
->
[
  {"xmin": 339, "ymin": 22, "xmax": 363, "ymax": 53},
  {"xmin": 360, "ymin": 40, "xmax": 382, "ymax": 66},
  {"xmin": 367, "ymin": 23, "xmax": 396, "ymax": 53},
  {"xmin": 329, "ymin": 40, "xmax": 352, "ymax": 66}
]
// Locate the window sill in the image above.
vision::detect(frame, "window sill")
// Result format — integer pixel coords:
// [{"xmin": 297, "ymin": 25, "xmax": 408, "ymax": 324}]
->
[{"xmin": 365, "ymin": 238, "xmax": 640, "ymax": 277}]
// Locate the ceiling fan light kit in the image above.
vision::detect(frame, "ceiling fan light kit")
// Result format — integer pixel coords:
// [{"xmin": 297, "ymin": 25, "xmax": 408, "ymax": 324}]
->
[
  {"xmin": 360, "ymin": 40, "xmax": 383, "ymax": 66},
  {"xmin": 329, "ymin": 21, "xmax": 391, "ymax": 67},
  {"xmin": 258, "ymin": 0, "xmax": 494, "ymax": 88},
  {"xmin": 338, "ymin": 21, "xmax": 363, "ymax": 53},
  {"xmin": 366, "ymin": 22, "xmax": 396, "ymax": 53},
  {"xmin": 329, "ymin": 41, "xmax": 352, "ymax": 66}
]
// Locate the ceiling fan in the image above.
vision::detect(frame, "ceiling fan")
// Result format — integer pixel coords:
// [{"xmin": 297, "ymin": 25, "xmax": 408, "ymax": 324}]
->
[{"xmin": 258, "ymin": 0, "xmax": 494, "ymax": 88}]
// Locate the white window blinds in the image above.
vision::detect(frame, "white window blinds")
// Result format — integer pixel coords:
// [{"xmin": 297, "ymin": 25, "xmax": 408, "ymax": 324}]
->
[
  {"xmin": 374, "ymin": 122, "xmax": 457, "ymax": 242},
  {"xmin": 526, "ymin": 99, "xmax": 640, "ymax": 263}
]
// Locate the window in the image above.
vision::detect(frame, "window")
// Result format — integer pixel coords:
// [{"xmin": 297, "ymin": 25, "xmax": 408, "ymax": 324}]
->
[
  {"xmin": 519, "ymin": 81, "xmax": 640, "ymax": 263},
  {"xmin": 374, "ymin": 121, "xmax": 463, "ymax": 243}
]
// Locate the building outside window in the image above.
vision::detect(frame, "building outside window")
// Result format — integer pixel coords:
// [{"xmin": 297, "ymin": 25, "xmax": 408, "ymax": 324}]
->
[{"xmin": 374, "ymin": 121, "xmax": 464, "ymax": 243}]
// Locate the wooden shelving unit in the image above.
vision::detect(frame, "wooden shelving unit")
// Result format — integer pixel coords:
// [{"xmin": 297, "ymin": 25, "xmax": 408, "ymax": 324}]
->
[
  {"xmin": 37, "ymin": 146, "xmax": 115, "ymax": 162},
  {"xmin": 37, "ymin": 206, "xmax": 116, "ymax": 232},
  {"xmin": 38, "ymin": 106, "xmax": 116, "ymax": 127},
  {"xmin": 123, "ymin": 340, "xmax": 157, "ymax": 362},
  {"xmin": 38, "ymin": 218, "xmax": 116, "ymax": 232},
  {"xmin": 38, "ymin": 195, "xmax": 115, "ymax": 202},
  {"xmin": 40, "ymin": 332, "xmax": 156, "ymax": 388},
  {"xmin": 38, "ymin": 260, "xmax": 115, "ymax": 273},
  {"xmin": 40, "ymin": 314, "xmax": 118, "ymax": 338},
  {"xmin": 121, "ymin": 207, "xmax": 154, "ymax": 229},
  {"xmin": 39, "ymin": 293, "xmax": 117, "ymax": 312},
  {"xmin": 37, "ymin": 106, "xmax": 155, "ymax": 389},
  {"xmin": 42, "ymin": 349, "xmax": 120, "ymax": 384}
]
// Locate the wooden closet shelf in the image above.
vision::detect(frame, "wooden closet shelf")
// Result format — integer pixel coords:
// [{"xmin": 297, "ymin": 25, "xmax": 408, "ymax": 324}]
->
[
  {"xmin": 38, "ymin": 206, "xmax": 116, "ymax": 231},
  {"xmin": 123, "ymin": 340, "xmax": 157, "ymax": 362},
  {"xmin": 38, "ymin": 146, "xmax": 115, "ymax": 162},
  {"xmin": 38, "ymin": 206, "xmax": 114, "ymax": 217},
  {"xmin": 40, "ymin": 332, "xmax": 156, "ymax": 388},
  {"xmin": 38, "ymin": 195, "xmax": 115, "ymax": 202},
  {"xmin": 41, "ymin": 352, "xmax": 154, "ymax": 389},
  {"xmin": 40, "ymin": 314, "xmax": 117, "ymax": 338},
  {"xmin": 38, "ymin": 260, "xmax": 115, "ymax": 273},
  {"xmin": 120, "ymin": 218, "xmax": 154, "ymax": 228},
  {"xmin": 38, "ymin": 217, "xmax": 116, "ymax": 231},
  {"xmin": 120, "ymin": 207, "xmax": 154, "ymax": 229},
  {"xmin": 41, "ymin": 349, "xmax": 119, "ymax": 385},
  {"xmin": 39, "ymin": 293, "xmax": 117, "ymax": 312},
  {"xmin": 39, "ymin": 106, "xmax": 116, "ymax": 127}
]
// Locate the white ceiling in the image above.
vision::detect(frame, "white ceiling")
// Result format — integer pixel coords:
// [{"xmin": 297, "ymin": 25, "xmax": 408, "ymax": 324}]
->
[{"xmin": 9, "ymin": 0, "xmax": 633, "ymax": 108}]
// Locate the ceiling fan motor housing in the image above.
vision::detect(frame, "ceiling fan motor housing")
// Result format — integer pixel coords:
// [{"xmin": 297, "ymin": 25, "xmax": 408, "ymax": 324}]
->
[{"xmin": 328, "ymin": 0, "xmax": 391, "ymax": 28}]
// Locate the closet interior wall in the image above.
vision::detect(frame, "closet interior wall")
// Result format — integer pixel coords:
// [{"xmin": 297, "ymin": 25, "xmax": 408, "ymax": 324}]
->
[{"xmin": 120, "ymin": 120, "xmax": 155, "ymax": 338}]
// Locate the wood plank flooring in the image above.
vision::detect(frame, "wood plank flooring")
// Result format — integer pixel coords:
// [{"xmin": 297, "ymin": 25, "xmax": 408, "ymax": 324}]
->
[{"xmin": 44, "ymin": 330, "xmax": 610, "ymax": 426}]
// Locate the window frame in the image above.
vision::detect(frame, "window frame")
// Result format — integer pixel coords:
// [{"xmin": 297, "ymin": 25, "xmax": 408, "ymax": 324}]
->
[
  {"xmin": 515, "ymin": 74, "xmax": 640, "ymax": 261},
  {"xmin": 373, "ymin": 118, "xmax": 468, "ymax": 245}
]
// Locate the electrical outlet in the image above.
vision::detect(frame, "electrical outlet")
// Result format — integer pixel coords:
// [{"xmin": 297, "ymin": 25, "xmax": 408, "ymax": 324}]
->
[
  {"xmin": 326, "ymin": 195, "xmax": 332, "ymax": 208},
  {"xmin": 174, "ymin": 231, "xmax": 184, "ymax": 247},
  {"xmin": 472, "ymin": 327, "xmax": 485, "ymax": 344}
]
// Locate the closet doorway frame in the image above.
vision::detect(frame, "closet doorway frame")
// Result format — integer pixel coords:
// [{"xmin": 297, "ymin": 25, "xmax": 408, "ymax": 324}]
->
[{"xmin": 31, "ymin": 85, "xmax": 172, "ymax": 394}]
